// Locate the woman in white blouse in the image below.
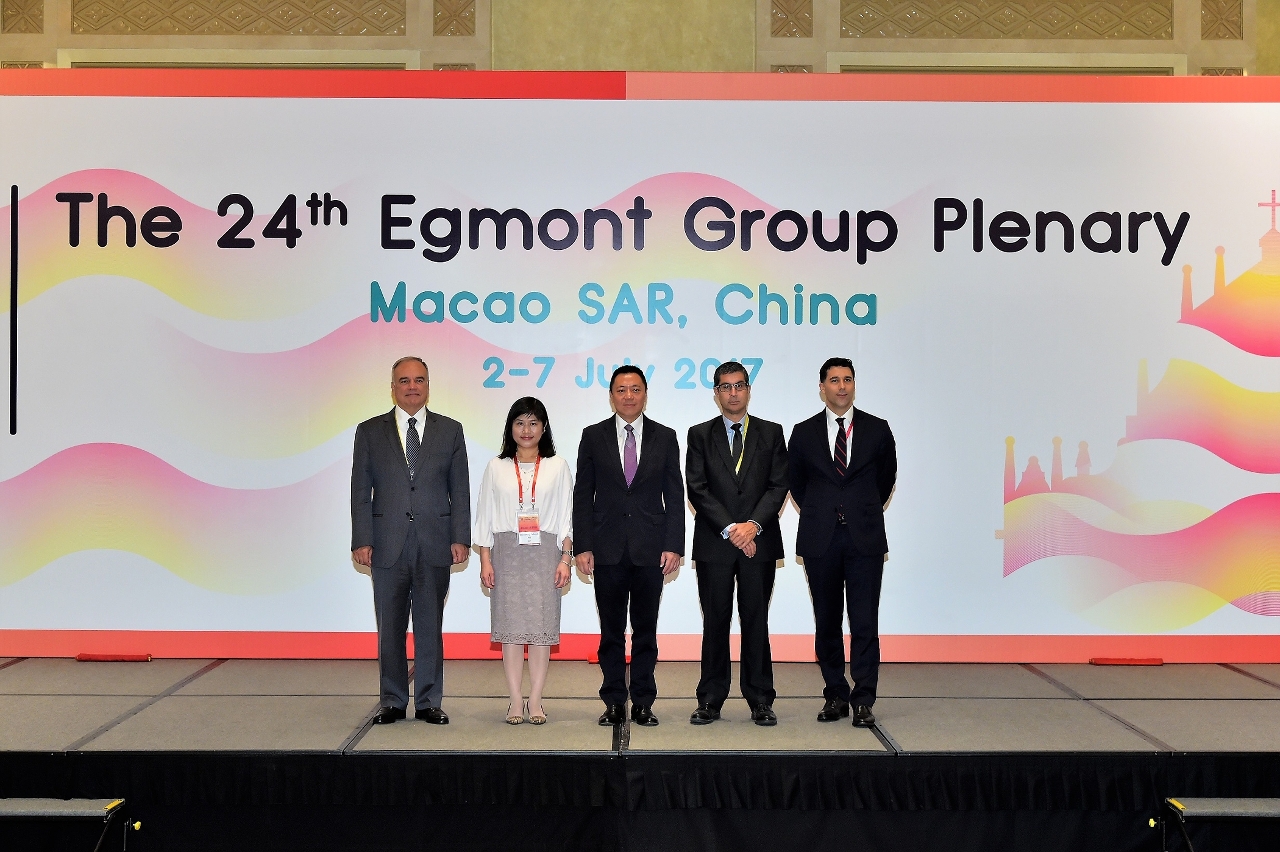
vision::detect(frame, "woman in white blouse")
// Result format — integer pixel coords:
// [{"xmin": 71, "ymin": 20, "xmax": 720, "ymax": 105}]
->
[{"xmin": 475, "ymin": 397, "xmax": 573, "ymax": 724}]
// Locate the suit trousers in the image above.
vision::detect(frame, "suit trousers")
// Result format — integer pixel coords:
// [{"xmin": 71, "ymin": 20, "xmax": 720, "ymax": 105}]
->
[
  {"xmin": 803, "ymin": 524, "xmax": 884, "ymax": 706},
  {"xmin": 695, "ymin": 557, "xmax": 776, "ymax": 710},
  {"xmin": 372, "ymin": 522, "xmax": 451, "ymax": 711},
  {"xmin": 593, "ymin": 556, "xmax": 663, "ymax": 706}
]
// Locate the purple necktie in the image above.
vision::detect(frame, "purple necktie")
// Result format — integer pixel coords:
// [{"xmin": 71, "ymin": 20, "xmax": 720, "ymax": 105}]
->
[{"xmin": 623, "ymin": 424, "xmax": 638, "ymax": 486}]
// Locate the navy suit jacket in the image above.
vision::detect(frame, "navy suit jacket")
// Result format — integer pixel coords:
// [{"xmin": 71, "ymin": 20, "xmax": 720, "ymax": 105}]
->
[
  {"xmin": 573, "ymin": 415, "xmax": 686, "ymax": 566},
  {"xmin": 788, "ymin": 408, "xmax": 896, "ymax": 559},
  {"xmin": 350, "ymin": 408, "xmax": 471, "ymax": 569}
]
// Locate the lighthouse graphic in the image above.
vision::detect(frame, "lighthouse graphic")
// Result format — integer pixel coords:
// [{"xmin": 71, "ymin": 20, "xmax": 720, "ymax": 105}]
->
[{"xmin": 998, "ymin": 195, "xmax": 1280, "ymax": 631}]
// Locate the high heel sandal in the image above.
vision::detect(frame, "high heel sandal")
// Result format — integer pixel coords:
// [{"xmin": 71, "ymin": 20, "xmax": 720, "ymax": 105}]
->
[
  {"xmin": 528, "ymin": 701, "xmax": 547, "ymax": 725},
  {"xmin": 506, "ymin": 701, "xmax": 526, "ymax": 725}
]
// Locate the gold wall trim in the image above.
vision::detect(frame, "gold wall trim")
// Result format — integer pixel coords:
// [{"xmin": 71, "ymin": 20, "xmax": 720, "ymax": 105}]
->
[
  {"xmin": 434, "ymin": 0, "xmax": 475, "ymax": 35},
  {"xmin": 2, "ymin": 0, "xmax": 43, "ymax": 33},
  {"xmin": 1201, "ymin": 0, "xmax": 1243, "ymax": 38},
  {"xmin": 70, "ymin": 0, "xmax": 407, "ymax": 35},
  {"xmin": 828, "ymin": 49, "xmax": 1188, "ymax": 72},
  {"xmin": 771, "ymin": 0, "xmax": 813, "ymax": 36},
  {"xmin": 840, "ymin": 0, "xmax": 1174, "ymax": 39},
  {"xmin": 57, "ymin": 48, "xmax": 421, "ymax": 67}
]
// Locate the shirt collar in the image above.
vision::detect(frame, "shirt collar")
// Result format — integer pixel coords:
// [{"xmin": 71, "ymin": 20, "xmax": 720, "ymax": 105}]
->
[
  {"xmin": 826, "ymin": 406, "xmax": 853, "ymax": 428},
  {"xmin": 397, "ymin": 406, "xmax": 427, "ymax": 428},
  {"xmin": 723, "ymin": 413, "xmax": 748, "ymax": 431},
  {"xmin": 615, "ymin": 413, "xmax": 642, "ymax": 434}
]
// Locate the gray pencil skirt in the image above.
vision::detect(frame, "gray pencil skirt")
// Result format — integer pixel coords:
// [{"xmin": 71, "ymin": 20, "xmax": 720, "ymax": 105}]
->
[{"xmin": 490, "ymin": 531, "xmax": 562, "ymax": 645}]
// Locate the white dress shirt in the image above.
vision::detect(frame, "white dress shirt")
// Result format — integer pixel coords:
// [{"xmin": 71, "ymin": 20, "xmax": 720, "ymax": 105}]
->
[
  {"xmin": 394, "ymin": 405, "xmax": 427, "ymax": 464},
  {"xmin": 615, "ymin": 413, "xmax": 643, "ymax": 467},
  {"xmin": 825, "ymin": 406, "xmax": 855, "ymax": 459}
]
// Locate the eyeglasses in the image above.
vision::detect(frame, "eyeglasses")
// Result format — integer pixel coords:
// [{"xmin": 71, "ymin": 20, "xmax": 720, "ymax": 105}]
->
[{"xmin": 715, "ymin": 381, "xmax": 749, "ymax": 393}]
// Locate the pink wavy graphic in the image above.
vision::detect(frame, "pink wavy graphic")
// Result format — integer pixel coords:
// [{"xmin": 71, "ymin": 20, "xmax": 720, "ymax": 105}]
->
[
  {"xmin": 1180, "ymin": 257, "xmax": 1280, "ymax": 357},
  {"xmin": 0, "ymin": 444, "xmax": 346, "ymax": 592},
  {"xmin": 1002, "ymin": 493, "xmax": 1280, "ymax": 614},
  {"xmin": 1122, "ymin": 360, "xmax": 1280, "ymax": 474}
]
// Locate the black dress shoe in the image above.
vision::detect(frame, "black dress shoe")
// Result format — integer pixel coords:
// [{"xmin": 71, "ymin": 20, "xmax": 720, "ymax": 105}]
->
[
  {"xmin": 598, "ymin": 703, "xmax": 626, "ymax": 726},
  {"xmin": 751, "ymin": 705, "xmax": 778, "ymax": 727},
  {"xmin": 852, "ymin": 704, "xmax": 876, "ymax": 727},
  {"xmin": 631, "ymin": 705, "xmax": 659, "ymax": 727},
  {"xmin": 816, "ymin": 698, "xmax": 850, "ymax": 722},
  {"xmin": 415, "ymin": 706, "xmax": 449, "ymax": 725},
  {"xmin": 689, "ymin": 703, "xmax": 721, "ymax": 725},
  {"xmin": 373, "ymin": 707, "xmax": 406, "ymax": 725}
]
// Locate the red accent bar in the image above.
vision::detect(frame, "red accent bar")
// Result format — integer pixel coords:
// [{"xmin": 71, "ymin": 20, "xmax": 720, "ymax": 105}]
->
[
  {"xmin": 626, "ymin": 71, "xmax": 1280, "ymax": 103},
  {"xmin": 4, "ymin": 631, "xmax": 1280, "ymax": 662},
  {"xmin": 0, "ymin": 69, "xmax": 627, "ymax": 100},
  {"xmin": 1090, "ymin": 657, "xmax": 1164, "ymax": 666},
  {"xmin": 75, "ymin": 653, "xmax": 153, "ymax": 662},
  {"xmin": 0, "ymin": 69, "xmax": 1275, "ymax": 103}
]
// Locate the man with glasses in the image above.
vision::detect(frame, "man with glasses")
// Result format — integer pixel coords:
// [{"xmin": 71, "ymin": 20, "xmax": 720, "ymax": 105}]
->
[{"xmin": 685, "ymin": 362, "xmax": 789, "ymax": 726}]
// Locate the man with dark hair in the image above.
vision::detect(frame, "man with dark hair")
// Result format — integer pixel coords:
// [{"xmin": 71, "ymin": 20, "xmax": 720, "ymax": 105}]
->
[
  {"xmin": 351, "ymin": 356, "xmax": 471, "ymax": 725},
  {"xmin": 685, "ymin": 362, "xmax": 789, "ymax": 726},
  {"xmin": 574, "ymin": 365, "xmax": 685, "ymax": 727},
  {"xmin": 788, "ymin": 358, "xmax": 896, "ymax": 728}
]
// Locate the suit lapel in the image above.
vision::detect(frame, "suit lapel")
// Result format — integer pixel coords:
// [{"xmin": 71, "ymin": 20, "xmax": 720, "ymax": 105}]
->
[
  {"xmin": 382, "ymin": 409, "xmax": 411, "ymax": 483},
  {"xmin": 601, "ymin": 418, "xmax": 628, "ymax": 487},
  {"xmin": 631, "ymin": 416, "xmax": 657, "ymax": 487},
  {"xmin": 710, "ymin": 418, "xmax": 736, "ymax": 478},
  {"xmin": 842, "ymin": 407, "xmax": 871, "ymax": 478}
]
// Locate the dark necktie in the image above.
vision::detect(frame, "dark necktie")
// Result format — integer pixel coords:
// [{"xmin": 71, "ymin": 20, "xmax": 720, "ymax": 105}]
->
[
  {"xmin": 834, "ymin": 416, "xmax": 848, "ymax": 477},
  {"xmin": 731, "ymin": 422, "xmax": 743, "ymax": 474},
  {"xmin": 623, "ymin": 424, "xmax": 638, "ymax": 486},
  {"xmin": 406, "ymin": 416, "xmax": 420, "ymax": 479}
]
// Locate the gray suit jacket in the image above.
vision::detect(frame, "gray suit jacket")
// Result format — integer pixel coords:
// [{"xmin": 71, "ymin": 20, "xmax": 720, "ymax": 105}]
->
[{"xmin": 351, "ymin": 408, "xmax": 471, "ymax": 569}]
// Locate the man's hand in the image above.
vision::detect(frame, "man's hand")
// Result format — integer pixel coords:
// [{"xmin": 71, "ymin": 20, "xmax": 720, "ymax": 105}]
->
[
  {"xmin": 352, "ymin": 547, "xmax": 373, "ymax": 567},
  {"xmin": 727, "ymin": 522, "xmax": 758, "ymax": 549},
  {"xmin": 742, "ymin": 540, "xmax": 756, "ymax": 559},
  {"xmin": 576, "ymin": 551, "xmax": 595, "ymax": 577},
  {"xmin": 451, "ymin": 543, "xmax": 469, "ymax": 565},
  {"xmin": 660, "ymin": 551, "xmax": 681, "ymax": 575}
]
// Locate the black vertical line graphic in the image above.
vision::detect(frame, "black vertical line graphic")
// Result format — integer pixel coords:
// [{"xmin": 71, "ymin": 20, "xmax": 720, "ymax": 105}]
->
[{"xmin": 8, "ymin": 184, "xmax": 16, "ymax": 435}]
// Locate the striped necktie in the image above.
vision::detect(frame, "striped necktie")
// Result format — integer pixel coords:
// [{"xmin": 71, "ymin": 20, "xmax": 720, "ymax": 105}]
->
[{"xmin": 834, "ymin": 416, "xmax": 848, "ymax": 477}]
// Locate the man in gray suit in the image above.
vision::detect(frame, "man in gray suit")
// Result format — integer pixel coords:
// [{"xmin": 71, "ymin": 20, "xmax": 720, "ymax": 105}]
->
[{"xmin": 351, "ymin": 356, "xmax": 470, "ymax": 725}]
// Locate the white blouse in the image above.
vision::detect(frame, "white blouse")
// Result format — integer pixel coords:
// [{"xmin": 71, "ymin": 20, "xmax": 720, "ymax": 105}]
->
[{"xmin": 473, "ymin": 454, "xmax": 574, "ymax": 548}]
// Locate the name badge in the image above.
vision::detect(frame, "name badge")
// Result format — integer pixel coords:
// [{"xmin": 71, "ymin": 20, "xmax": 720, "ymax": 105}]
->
[{"xmin": 517, "ymin": 512, "xmax": 541, "ymax": 545}]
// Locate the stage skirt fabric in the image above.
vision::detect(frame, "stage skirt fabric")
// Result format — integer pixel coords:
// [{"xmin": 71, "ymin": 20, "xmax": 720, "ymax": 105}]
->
[{"xmin": 490, "ymin": 531, "xmax": 562, "ymax": 645}]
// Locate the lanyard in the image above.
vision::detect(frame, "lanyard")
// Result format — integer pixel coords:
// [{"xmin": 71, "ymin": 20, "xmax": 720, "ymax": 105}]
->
[
  {"xmin": 514, "ymin": 456, "xmax": 541, "ymax": 509},
  {"xmin": 732, "ymin": 415, "xmax": 749, "ymax": 473}
]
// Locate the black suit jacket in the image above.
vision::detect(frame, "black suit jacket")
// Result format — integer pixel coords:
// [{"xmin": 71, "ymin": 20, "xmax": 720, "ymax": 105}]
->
[
  {"xmin": 788, "ymin": 408, "xmax": 896, "ymax": 560},
  {"xmin": 573, "ymin": 415, "xmax": 686, "ymax": 566},
  {"xmin": 350, "ymin": 408, "xmax": 471, "ymax": 569},
  {"xmin": 685, "ymin": 414, "xmax": 788, "ymax": 565}
]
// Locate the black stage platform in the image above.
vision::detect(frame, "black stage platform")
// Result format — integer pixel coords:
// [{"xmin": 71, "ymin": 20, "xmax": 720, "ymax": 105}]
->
[{"xmin": 2, "ymin": 659, "xmax": 1279, "ymax": 851}]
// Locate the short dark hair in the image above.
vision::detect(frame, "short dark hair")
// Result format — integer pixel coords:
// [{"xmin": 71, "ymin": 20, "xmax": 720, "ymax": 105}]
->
[
  {"xmin": 498, "ymin": 397, "xmax": 557, "ymax": 459},
  {"xmin": 819, "ymin": 357, "xmax": 855, "ymax": 382},
  {"xmin": 713, "ymin": 361, "xmax": 749, "ymax": 386},
  {"xmin": 610, "ymin": 364, "xmax": 648, "ymax": 390}
]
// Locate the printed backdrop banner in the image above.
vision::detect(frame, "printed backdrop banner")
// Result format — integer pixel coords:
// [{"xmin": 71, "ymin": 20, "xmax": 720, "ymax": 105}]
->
[{"xmin": 3, "ymin": 72, "xmax": 1280, "ymax": 661}]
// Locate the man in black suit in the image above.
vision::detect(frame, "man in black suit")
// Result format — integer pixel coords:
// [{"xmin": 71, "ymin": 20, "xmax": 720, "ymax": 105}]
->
[
  {"xmin": 574, "ymin": 365, "xmax": 685, "ymax": 727},
  {"xmin": 351, "ymin": 356, "xmax": 471, "ymax": 726},
  {"xmin": 788, "ymin": 358, "xmax": 896, "ymax": 728},
  {"xmin": 685, "ymin": 362, "xmax": 789, "ymax": 726}
]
